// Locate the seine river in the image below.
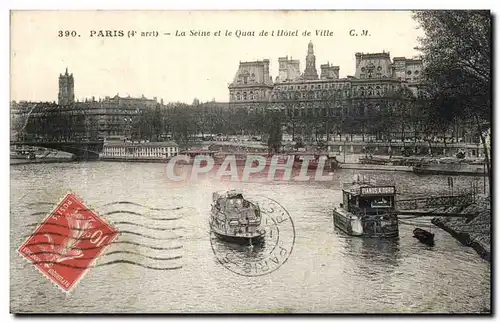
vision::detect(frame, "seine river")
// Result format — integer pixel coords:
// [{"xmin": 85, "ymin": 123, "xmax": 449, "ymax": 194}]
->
[{"xmin": 10, "ymin": 161, "xmax": 490, "ymax": 313}]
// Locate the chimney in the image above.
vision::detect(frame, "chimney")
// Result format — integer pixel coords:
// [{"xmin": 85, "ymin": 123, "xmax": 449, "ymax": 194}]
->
[
  {"xmin": 333, "ymin": 66, "xmax": 340, "ymax": 79},
  {"xmin": 263, "ymin": 59, "xmax": 270, "ymax": 84},
  {"xmin": 355, "ymin": 53, "xmax": 362, "ymax": 68}
]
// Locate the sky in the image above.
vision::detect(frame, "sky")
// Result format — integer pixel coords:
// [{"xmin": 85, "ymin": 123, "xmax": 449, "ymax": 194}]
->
[{"xmin": 10, "ymin": 10, "xmax": 424, "ymax": 104}]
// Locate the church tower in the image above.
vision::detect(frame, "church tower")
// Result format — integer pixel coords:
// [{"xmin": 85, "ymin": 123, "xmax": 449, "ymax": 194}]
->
[
  {"xmin": 58, "ymin": 68, "xmax": 75, "ymax": 105},
  {"xmin": 303, "ymin": 41, "xmax": 319, "ymax": 80}
]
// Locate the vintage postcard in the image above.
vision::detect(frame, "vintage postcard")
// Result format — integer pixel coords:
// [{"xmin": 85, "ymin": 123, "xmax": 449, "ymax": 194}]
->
[{"xmin": 10, "ymin": 10, "xmax": 491, "ymax": 314}]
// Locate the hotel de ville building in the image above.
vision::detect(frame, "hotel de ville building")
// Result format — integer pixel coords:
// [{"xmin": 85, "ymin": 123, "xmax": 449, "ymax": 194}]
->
[{"xmin": 226, "ymin": 41, "xmax": 424, "ymax": 139}]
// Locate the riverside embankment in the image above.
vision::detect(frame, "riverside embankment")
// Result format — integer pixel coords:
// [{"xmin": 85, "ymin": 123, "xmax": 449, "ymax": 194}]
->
[
  {"xmin": 432, "ymin": 195, "xmax": 491, "ymax": 262},
  {"xmin": 10, "ymin": 150, "xmax": 75, "ymax": 165}
]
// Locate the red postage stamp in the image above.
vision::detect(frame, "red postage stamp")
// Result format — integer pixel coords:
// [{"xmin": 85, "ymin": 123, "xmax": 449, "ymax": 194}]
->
[{"xmin": 18, "ymin": 192, "xmax": 119, "ymax": 292}]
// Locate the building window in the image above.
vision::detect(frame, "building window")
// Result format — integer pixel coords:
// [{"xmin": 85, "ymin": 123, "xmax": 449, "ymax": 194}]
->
[
  {"xmin": 358, "ymin": 105, "xmax": 364, "ymax": 116},
  {"xmin": 407, "ymin": 70, "xmax": 412, "ymax": 75},
  {"xmin": 236, "ymin": 92, "xmax": 241, "ymax": 100}
]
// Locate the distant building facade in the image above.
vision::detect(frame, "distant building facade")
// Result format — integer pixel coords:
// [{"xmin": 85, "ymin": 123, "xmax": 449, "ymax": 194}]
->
[
  {"xmin": 100, "ymin": 136, "xmax": 179, "ymax": 160},
  {"xmin": 80, "ymin": 94, "xmax": 159, "ymax": 139},
  {"xmin": 228, "ymin": 42, "xmax": 423, "ymax": 115},
  {"xmin": 12, "ymin": 69, "xmax": 162, "ymax": 141},
  {"xmin": 227, "ymin": 59, "xmax": 274, "ymax": 105}
]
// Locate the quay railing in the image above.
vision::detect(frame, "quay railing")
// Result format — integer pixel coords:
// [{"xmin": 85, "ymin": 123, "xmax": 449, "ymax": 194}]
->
[{"xmin": 396, "ymin": 193, "xmax": 476, "ymax": 211}]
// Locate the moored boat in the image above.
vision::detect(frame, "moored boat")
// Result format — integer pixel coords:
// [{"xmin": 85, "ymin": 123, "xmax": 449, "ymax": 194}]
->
[
  {"xmin": 358, "ymin": 155, "xmax": 391, "ymax": 165},
  {"xmin": 413, "ymin": 228, "xmax": 435, "ymax": 246},
  {"xmin": 210, "ymin": 190, "xmax": 266, "ymax": 245},
  {"xmin": 10, "ymin": 150, "xmax": 36, "ymax": 160},
  {"xmin": 291, "ymin": 152, "xmax": 332, "ymax": 170},
  {"xmin": 333, "ymin": 178, "xmax": 399, "ymax": 238},
  {"xmin": 413, "ymin": 162, "xmax": 487, "ymax": 176},
  {"xmin": 181, "ymin": 149, "xmax": 218, "ymax": 167}
]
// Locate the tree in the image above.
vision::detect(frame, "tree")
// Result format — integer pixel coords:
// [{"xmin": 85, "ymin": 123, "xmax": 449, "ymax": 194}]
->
[
  {"xmin": 265, "ymin": 110, "xmax": 282, "ymax": 154},
  {"xmin": 413, "ymin": 10, "xmax": 491, "ymax": 175},
  {"xmin": 168, "ymin": 103, "xmax": 196, "ymax": 143}
]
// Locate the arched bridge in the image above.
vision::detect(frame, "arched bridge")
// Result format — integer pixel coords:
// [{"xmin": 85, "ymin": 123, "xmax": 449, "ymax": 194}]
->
[{"xmin": 11, "ymin": 140, "xmax": 104, "ymax": 160}]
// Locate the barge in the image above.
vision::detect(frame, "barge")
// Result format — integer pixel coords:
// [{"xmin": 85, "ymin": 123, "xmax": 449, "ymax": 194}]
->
[
  {"xmin": 413, "ymin": 163, "xmax": 487, "ymax": 176},
  {"xmin": 333, "ymin": 180, "xmax": 399, "ymax": 238}
]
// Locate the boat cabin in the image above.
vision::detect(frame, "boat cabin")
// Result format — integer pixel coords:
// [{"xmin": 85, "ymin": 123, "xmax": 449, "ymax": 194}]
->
[
  {"xmin": 340, "ymin": 184, "xmax": 396, "ymax": 215},
  {"xmin": 212, "ymin": 190, "xmax": 260, "ymax": 225}
]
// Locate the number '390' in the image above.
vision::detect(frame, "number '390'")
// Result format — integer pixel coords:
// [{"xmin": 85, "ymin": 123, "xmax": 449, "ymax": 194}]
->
[{"xmin": 58, "ymin": 30, "xmax": 79, "ymax": 37}]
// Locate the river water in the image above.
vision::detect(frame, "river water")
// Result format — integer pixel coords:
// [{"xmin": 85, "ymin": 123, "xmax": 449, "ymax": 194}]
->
[{"xmin": 10, "ymin": 161, "xmax": 490, "ymax": 313}]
